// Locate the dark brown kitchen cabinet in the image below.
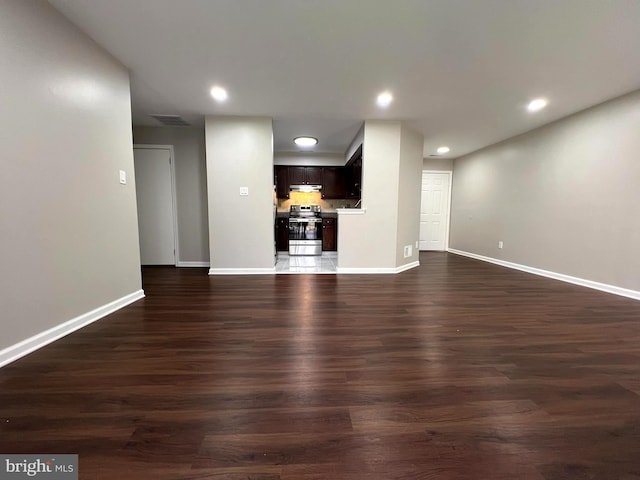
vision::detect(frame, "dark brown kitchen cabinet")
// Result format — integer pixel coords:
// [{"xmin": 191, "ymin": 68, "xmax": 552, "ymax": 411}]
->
[
  {"xmin": 274, "ymin": 166, "xmax": 289, "ymax": 199},
  {"xmin": 345, "ymin": 145, "xmax": 362, "ymax": 199},
  {"xmin": 289, "ymin": 166, "xmax": 322, "ymax": 185},
  {"xmin": 322, "ymin": 218, "xmax": 337, "ymax": 251},
  {"xmin": 306, "ymin": 167, "xmax": 322, "ymax": 184},
  {"xmin": 321, "ymin": 167, "xmax": 345, "ymax": 199},
  {"xmin": 276, "ymin": 217, "xmax": 289, "ymax": 251},
  {"xmin": 274, "ymin": 164, "xmax": 349, "ymax": 199},
  {"xmin": 288, "ymin": 167, "xmax": 305, "ymax": 185}
]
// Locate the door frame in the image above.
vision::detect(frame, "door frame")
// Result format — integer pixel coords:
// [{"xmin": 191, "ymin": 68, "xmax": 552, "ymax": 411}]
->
[
  {"xmin": 420, "ymin": 170, "xmax": 453, "ymax": 251},
  {"xmin": 133, "ymin": 144, "xmax": 180, "ymax": 266}
]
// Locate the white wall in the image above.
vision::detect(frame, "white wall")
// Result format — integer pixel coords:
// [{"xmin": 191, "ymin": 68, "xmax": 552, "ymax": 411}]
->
[
  {"xmin": 0, "ymin": 0, "xmax": 142, "ymax": 354},
  {"xmin": 450, "ymin": 89, "xmax": 640, "ymax": 292},
  {"xmin": 133, "ymin": 126, "xmax": 209, "ymax": 264},
  {"xmin": 274, "ymin": 152, "xmax": 344, "ymax": 167},
  {"xmin": 396, "ymin": 125, "xmax": 424, "ymax": 265},
  {"xmin": 205, "ymin": 116, "xmax": 275, "ymax": 273},
  {"xmin": 360, "ymin": 121, "xmax": 401, "ymax": 268},
  {"xmin": 338, "ymin": 121, "xmax": 423, "ymax": 271},
  {"xmin": 423, "ymin": 157, "xmax": 454, "ymax": 171}
]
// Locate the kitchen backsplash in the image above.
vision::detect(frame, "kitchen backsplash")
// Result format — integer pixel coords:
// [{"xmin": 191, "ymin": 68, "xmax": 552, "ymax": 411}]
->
[{"xmin": 277, "ymin": 191, "xmax": 356, "ymax": 211}]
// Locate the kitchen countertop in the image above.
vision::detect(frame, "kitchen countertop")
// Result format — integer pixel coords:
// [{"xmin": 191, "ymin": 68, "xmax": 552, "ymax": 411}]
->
[{"xmin": 276, "ymin": 211, "xmax": 339, "ymax": 218}]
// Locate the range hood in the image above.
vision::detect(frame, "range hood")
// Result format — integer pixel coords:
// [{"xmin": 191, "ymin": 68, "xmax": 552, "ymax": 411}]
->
[{"xmin": 289, "ymin": 184, "xmax": 322, "ymax": 192}]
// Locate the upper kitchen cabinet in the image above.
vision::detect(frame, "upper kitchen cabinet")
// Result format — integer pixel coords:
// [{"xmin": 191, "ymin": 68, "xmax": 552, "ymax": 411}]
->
[
  {"xmin": 274, "ymin": 164, "xmax": 348, "ymax": 199},
  {"xmin": 306, "ymin": 167, "xmax": 322, "ymax": 185},
  {"xmin": 321, "ymin": 167, "xmax": 345, "ymax": 199},
  {"xmin": 274, "ymin": 165, "xmax": 289, "ymax": 199},
  {"xmin": 289, "ymin": 166, "xmax": 322, "ymax": 185},
  {"xmin": 345, "ymin": 145, "xmax": 362, "ymax": 199}
]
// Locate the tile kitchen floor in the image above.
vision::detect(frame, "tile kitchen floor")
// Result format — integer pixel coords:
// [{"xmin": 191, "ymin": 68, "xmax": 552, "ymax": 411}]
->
[{"xmin": 275, "ymin": 252, "xmax": 337, "ymax": 274}]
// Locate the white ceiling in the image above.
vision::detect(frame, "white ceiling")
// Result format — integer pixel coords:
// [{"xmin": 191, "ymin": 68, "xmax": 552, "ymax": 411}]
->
[{"xmin": 48, "ymin": 0, "xmax": 640, "ymax": 158}]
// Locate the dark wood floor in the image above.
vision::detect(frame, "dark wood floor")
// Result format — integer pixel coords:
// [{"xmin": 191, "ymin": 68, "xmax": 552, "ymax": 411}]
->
[{"xmin": 2, "ymin": 252, "xmax": 640, "ymax": 479}]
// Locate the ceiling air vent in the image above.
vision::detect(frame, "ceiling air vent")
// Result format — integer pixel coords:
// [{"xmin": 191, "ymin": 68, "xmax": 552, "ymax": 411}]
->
[{"xmin": 150, "ymin": 114, "xmax": 191, "ymax": 127}]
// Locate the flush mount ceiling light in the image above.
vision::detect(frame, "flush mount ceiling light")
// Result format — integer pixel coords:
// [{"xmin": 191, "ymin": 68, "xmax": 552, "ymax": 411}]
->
[
  {"xmin": 293, "ymin": 136, "xmax": 318, "ymax": 147},
  {"xmin": 210, "ymin": 86, "xmax": 228, "ymax": 102},
  {"xmin": 527, "ymin": 98, "xmax": 547, "ymax": 112},
  {"xmin": 376, "ymin": 91, "xmax": 393, "ymax": 108},
  {"xmin": 436, "ymin": 146, "xmax": 450, "ymax": 155}
]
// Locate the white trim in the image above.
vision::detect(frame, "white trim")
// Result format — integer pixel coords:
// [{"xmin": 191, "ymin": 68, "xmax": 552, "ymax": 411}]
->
[
  {"xmin": 396, "ymin": 260, "xmax": 420, "ymax": 273},
  {"xmin": 336, "ymin": 208, "xmax": 366, "ymax": 215},
  {"xmin": 447, "ymin": 248, "xmax": 640, "ymax": 301},
  {"xmin": 177, "ymin": 261, "xmax": 210, "ymax": 267},
  {"xmin": 276, "ymin": 270, "xmax": 337, "ymax": 275},
  {"xmin": 209, "ymin": 267, "xmax": 276, "ymax": 275},
  {"xmin": 133, "ymin": 144, "xmax": 180, "ymax": 266},
  {"xmin": 337, "ymin": 267, "xmax": 397, "ymax": 274},
  {"xmin": 337, "ymin": 261, "xmax": 419, "ymax": 274},
  {"xmin": 0, "ymin": 290, "xmax": 145, "ymax": 369},
  {"xmin": 420, "ymin": 170, "xmax": 453, "ymax": 251}
]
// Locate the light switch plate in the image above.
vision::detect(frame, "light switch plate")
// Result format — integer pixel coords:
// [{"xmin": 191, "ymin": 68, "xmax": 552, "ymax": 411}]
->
[
  {"xmin": 119, "ymin": 170, "xmax": 126, "ymax": 185},
  {"xmin": 239, "ymin": 187, "xmax": 249, "ymax": 196}
]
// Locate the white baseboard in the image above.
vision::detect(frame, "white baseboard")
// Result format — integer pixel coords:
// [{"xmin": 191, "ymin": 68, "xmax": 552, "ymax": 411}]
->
[
  {"xmin": 337, "ymin": 261, "xmax": 420, "ymax": 274},
  {"xmin": 209, "ymin": 267, "xmax": 276, "ymax": 275},
  {"xmin": 396, "ymin": 260, "xmax": 420, "ymax": 273},
  {"xmin": 336, "ymin": 267, "xmax": 397, "ymax": 274},
  {"xmin": 177, "ymin": 261, "xmax": 210, "ymax": 267},
  {"xmin": 0, "ymin": 289, "xmax": 145, "ymax": 369},
  {"xmin": 447, "ymin": 248, "xmax": 640, "ymax": 301}
]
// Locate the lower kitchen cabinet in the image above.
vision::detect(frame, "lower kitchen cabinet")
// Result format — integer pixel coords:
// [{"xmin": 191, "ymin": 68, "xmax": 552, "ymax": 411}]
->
[
  {"xmin": 322, "ymin": 218, "xmax": 337, "ymax": 251},
  {"xmin": 276, "ymin": 217, "xmax": 289, "ymax": 251}
]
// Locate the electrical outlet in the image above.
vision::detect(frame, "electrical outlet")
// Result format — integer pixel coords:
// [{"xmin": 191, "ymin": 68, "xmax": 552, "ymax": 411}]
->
[
  {"xmin": 239, "ymin": 187, "xmax": 249, "ymax": 196},
  {"xmin": 498, "ymin": 241, "xmax": 504, "ymax": 249},
  {"xmin": 404, "ymin": 245, "xmax": 412, "ymax": 258}
]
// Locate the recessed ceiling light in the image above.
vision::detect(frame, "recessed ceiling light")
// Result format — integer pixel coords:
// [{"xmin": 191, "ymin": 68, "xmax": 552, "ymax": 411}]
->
[
  {"xmin": 376, "ymin": 91, "xmax": 393, "ymax": 108},
  {"xmin": 527, "ymin": 98, "xmax": 547, "ymax": 112},
  {"xmin": 210, "ymin": 86, "xmax": 228, "ymax": 102},
  {"xmin": 436, "ymin": 146, "xmax": 450, "ymax": 155},
  {"xmin": 294, "ymin": 136, "xmax": 318, "ymax": 147}
]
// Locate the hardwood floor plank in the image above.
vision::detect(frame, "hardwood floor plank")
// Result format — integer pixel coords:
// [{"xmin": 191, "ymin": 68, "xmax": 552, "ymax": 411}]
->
[{"xmin": 1, "ymin": 252, "xmax": 640, "ymax": 479}]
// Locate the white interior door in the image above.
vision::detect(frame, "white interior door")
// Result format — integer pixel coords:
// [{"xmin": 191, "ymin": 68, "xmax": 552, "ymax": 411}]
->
[
  {"xmin": 420, "ymin": 171, "xmax": 451, "ymax": 251},
  {"xmin": 133, "ymin": 146, "xmax": 176, "ymax": 265}
]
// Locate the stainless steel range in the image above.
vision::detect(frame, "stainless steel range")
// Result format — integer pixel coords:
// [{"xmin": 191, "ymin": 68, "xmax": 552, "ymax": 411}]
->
[{"xmin": 289, "ymin": 204, "xmax": 322, "ymax": 256}]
